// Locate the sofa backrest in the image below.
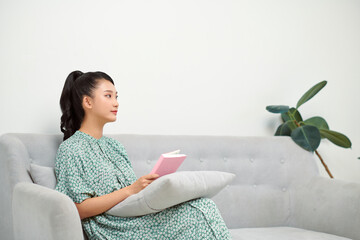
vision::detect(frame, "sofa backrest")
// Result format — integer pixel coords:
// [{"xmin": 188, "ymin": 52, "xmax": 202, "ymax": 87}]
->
[
  {"xmin": 0, "ymin": 133, "xmax": 319, "ymax": 239},
  {"xmin": 111, "ymin": 134, "xmax": 319, "ymax": 228}
]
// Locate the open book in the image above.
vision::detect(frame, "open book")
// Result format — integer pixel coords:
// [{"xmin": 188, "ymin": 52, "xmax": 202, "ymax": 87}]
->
[{"xmin": 150, "ymin": 150, "xmax": 187, "ymax": 177}]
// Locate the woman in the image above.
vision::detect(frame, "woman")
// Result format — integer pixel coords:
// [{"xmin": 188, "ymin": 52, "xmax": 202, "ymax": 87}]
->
[{"xmin": 55, "ymin": 70, "xmax": 231, "ymax": 239}]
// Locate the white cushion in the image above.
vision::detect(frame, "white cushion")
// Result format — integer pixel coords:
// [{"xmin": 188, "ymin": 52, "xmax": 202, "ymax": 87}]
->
[
  {"xmin": 29, "ymin": 163, "xmax": 57, "ymax": 189},
  {"xmin": 107, "ymin": 171, "xmax": 235, "ymax": 217}
]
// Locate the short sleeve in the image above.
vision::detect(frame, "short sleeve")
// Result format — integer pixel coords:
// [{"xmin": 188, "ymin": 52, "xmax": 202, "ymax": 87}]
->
[{"xmin": 55, "ymin": 145, "xmax": 95, "ymax": 203}]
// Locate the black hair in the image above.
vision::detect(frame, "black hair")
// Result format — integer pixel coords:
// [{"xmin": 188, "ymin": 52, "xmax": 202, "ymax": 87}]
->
[{"xmin": 60, "ymin": 70, "xmax": 115, "ymax": 140}]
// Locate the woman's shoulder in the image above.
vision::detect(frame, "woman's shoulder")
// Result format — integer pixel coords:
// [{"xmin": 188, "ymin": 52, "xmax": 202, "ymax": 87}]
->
[
  {"xmin": 57, "ymin": 132, "xmax": 89, "ymax": 157},
  {"xmin": 56, "ymin": 135, "xmax": 93, "ymax": 171}
]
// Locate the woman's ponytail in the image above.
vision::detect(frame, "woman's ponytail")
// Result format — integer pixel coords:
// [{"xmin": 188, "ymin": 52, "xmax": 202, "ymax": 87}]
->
[
  {"xmin": 59, "ymin": 70, "xmax": 114, "ymax": 141},
  {"xmin": 60, "ymin": 70, "xmax": 83, "ymax": 140}
]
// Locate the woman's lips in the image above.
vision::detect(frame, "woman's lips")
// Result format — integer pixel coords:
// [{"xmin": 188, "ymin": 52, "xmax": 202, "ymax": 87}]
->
[{"xmin": 111, "ymin": 111, "xmax": 118, "ymax": 115}]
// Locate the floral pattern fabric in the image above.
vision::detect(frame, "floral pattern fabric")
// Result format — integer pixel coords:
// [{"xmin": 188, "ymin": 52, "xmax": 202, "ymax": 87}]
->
[{"xmin": 55, "ymin": 131, "xmax": 231, "ymax": 240}]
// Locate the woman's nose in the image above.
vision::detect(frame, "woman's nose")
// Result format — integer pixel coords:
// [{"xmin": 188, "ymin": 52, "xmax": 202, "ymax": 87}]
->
[{"xmin": 114, "ymin": 99, "xmax": 119, "ymax": 108}]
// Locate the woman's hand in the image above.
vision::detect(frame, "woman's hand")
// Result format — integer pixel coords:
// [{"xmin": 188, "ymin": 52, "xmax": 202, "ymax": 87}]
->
[{"xmin": 127, "ymin": 174, "xmax": 159, "ymax": 195}]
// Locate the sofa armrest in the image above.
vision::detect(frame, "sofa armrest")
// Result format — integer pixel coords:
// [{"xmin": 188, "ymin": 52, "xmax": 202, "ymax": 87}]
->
[
  {"xmin": 291, "ymin": 176, "xmax": 360, "ymax": 240},
  {"xmin": 12, "ymin": 182, "xmax": 84, "ymax": 240}
]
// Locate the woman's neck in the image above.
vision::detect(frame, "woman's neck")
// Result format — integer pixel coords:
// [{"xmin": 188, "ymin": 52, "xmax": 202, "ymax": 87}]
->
[
  {"xmin": 79, "ymin": 127, "xmax": 104, "ymax": 140},
  {"xmin": 79, "ymin": 118, "xmax": 105, "ymax": 140}
]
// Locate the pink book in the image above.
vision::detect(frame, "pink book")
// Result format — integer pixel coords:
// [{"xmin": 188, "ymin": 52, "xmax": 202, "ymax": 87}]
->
[{"xmin": 150, "ymin": 150, "xmax": 187, "ymax": 177}]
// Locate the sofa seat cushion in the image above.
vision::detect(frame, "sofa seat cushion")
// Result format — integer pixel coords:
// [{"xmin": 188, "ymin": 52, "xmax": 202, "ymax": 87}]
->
[{"xmin": 229, "ymin": 227, "xmax": 351, "ymax": 240}]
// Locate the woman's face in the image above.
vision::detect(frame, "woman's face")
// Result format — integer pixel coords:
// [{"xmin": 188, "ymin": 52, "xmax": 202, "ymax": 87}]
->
[{"xmin": 87, "ymin": 79, "xmax": 119, "ymax": 124}]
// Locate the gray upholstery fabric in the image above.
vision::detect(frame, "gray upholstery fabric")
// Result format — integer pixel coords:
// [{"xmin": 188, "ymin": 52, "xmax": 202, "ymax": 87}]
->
[
  {"xmin": 29, "ymin": 163, "xmax": 57, "ymax": 189},
  {"xmin": 12, "ymin": 182, "xmax": 84, "ymax": 240},
  {"xmin": 291, "ymin": 177, "xmax": 360, "ymax": 239},
  {"xmin": 110, "ymin": 134, "xmax": 319, "ymax": 229},
  {"xmin": 229, "ymin": 227, "xmax": 351, "ymax": 240},
  {"xmin": 1, "ymin": 133, "xmax": 360, "ymax": 240}
]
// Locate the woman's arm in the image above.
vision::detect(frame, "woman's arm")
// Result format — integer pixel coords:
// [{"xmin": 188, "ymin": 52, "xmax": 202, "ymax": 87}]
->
[{"xmin": 75, "ymin": 173, "xmax": 159, "ymax": 219}]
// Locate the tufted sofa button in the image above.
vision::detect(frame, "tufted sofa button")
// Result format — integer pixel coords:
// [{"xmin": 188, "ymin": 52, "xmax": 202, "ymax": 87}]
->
[
  {"xmin": 280, "ymin": 158, "xmax": 285, "ymax": 164},
  {"xmin": 249, "ymin": 158, "xmax": 254, "ymax": 163},
  {"xmin": 223, "ymin": 157, "xmax": 227, "ymax": 162},
  {"xmin": 146, "ymin": 159, "xmax": 151, "ymax": 165},
  {"xmin": 282, "ymin": 187, "xmax": 287, "ymax": 192},
  {"xmin": 253, "ymin": 184, "xmax": 257, "ymax": 188},
  {"xmin": 199, "ymin": 158, "xmax": 204, "ymax": 163}
]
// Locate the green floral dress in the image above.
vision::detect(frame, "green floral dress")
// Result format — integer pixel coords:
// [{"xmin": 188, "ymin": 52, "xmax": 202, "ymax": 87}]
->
[{"xmin": 55, "ymin": 131, "xmax": 231, "ymax": 240}]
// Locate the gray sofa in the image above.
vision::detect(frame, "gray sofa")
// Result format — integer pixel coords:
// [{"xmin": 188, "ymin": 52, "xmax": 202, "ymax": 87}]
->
[{"xmin": 1, "ymin": 133, "xmax": 359, "ymax": 240}]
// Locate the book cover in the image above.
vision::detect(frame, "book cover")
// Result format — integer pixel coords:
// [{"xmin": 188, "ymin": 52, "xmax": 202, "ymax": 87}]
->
[{"xmin": 150, "ymin": 150, "xmax": 187, "ymax": 177}]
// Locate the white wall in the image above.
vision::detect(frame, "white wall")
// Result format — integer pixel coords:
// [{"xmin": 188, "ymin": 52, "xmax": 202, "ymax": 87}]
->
[{"xmin": 1, "ymin": 0, "xmax": 359, "ymax": 182}]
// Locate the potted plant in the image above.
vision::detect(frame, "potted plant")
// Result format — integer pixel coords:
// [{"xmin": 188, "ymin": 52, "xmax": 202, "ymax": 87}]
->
[{"xmin": 266, "ymin": 81, "xmax": 352, "ymax": 178}]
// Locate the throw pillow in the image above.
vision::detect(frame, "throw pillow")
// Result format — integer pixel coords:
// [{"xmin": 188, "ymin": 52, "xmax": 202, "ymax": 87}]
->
[
  {"xmin": 29, "ymin": 163, "xmax": 57, "ymax": 189},
  {"xmin": 107, "ymin": 171, "xmax": 235, "ymax": 217}
]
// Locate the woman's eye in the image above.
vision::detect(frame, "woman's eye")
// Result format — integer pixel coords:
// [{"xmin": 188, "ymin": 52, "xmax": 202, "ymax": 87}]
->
[
  {"xmin": 105, "ymin": 94, "xmax": 111, "ymax": 98},
  {"xmin": 116, "ymin": 95, "xmax": 118, "ymax": 99}
]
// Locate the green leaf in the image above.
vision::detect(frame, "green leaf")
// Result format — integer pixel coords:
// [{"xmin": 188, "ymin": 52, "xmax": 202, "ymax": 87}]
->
[
  {"xmin": 275, "ymin": 123, "xmax": 291, "ymax": 136},
  {"xmin": 286, "ymin": 120, "xmax": 298, "ymax": 131},
  {"xmin": 275, "ymin": 120, "xmax": 299, "ymax": 136},
  {"xmin": 296, "ymin": 81, "xmax": 327, "ymax": 109},
  {"xmin": 281, "ymin": 108, "xmax": 303, "ymax": 122},
  {"xmin": 266, "ymin": 105, "xmax": 290, "ymax": 114},
  {"xmin": 319, "ymin": 129, "xmax": 352, "ymax": 148},
  {"xmin": 304, "ymin": 116, "xmax": 329, "ymax": 137},
  {"xmin": 291, "ymin": 125, "xmax": 321, "ymax": 152}
]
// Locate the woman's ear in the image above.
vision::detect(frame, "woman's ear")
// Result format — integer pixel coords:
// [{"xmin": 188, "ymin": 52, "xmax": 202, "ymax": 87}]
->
[{"xmin": 82, "ymin": 96, "xmax": 93, "ymax": 110}]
